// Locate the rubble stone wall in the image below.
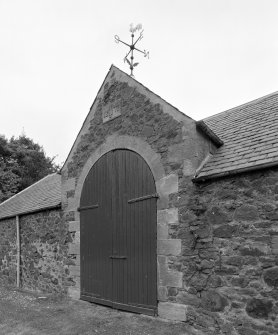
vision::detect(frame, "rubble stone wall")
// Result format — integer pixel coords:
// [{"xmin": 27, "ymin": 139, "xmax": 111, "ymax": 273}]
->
[
  {"xmin": 172, "ymin": 167, "xmax": 278, "ymax": 334},
  {"xmin": 0, "ymin": 209, "xmax": 73, "ymax": 294},
  {"xmin": 0, "ymin": 217, "xmax": 17, "ymax": 285}
]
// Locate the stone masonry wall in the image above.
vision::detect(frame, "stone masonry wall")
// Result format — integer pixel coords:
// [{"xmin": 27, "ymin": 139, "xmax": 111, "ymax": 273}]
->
[
  {"xmin": 168, "ymin": 166, "xmax": 278, "ymax": 335},
  {"xmin": 0, "ymin": 209, "xmax": 74, "ymax": 294},
  {"xmin": 20, "ymin": 209, "xmax": 72, "ymax": 293},
  {"xmin": 0, "ymin": 217, "xmax": 17, "ymax": 285},
  {"xmin": 66, "ymin": 80, "xmax": 204, "ymax": 179}
]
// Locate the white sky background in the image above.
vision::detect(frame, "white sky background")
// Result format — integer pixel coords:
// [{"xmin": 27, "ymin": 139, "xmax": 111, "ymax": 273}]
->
[{"xmin": 1, "ymin": 0, "xmax": 278, "ymax": 165}]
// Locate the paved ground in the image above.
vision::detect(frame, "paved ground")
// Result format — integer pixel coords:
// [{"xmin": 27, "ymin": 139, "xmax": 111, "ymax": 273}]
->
[{"xmin": 0, "ymin": 286, "xmax": 200, "ymax": 335}]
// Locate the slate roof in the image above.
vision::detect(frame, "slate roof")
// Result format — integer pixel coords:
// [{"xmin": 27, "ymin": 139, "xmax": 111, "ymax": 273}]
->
[
  {"xmin": 195, "ymin": 91, "xmax": 278, "ymax": 181},
  {"xmin": 0, "ymin": 173, "xmax": 61, "ymax": 220}
]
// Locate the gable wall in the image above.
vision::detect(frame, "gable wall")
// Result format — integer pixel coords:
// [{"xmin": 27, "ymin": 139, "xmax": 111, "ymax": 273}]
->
[
  {"xmin": 63, "ymin": 69, "xmax": 211, "ymax": 180},
  {"xmin": 61, "ymin": 68, "xmax": 213, "ymax": 309}
]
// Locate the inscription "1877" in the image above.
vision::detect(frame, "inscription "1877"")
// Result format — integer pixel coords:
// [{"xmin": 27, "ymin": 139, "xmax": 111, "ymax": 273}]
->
[{"xmin": 102, "ymin": 107, "xmax": 121, "ymax": 123}]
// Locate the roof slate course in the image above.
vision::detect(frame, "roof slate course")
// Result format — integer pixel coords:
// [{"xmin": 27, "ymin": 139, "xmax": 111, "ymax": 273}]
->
[
  {"xmin": 195, "ymin": 91, "xmax": 278, "ymax": 180},
  {"xmin": 0, "ymin": 173, "xmax": 61, "ymax": 220}
]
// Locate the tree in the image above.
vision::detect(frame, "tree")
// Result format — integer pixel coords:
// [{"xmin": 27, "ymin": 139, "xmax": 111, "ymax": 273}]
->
[
  {"xmin": 0, "ymin": 134, "xmax": 60, "ymax": 203},
  {"xmin": 0, "ymin": 135, "xmax": 20, "ymax": 202}
]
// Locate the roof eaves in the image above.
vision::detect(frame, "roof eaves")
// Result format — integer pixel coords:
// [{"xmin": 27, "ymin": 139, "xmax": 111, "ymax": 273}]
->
[
  {"xmin": 192, "ymin": 160, "xmax": 278, "ymax": 183},
  {"xmin": 0, "ymin": 203, "xmax": 62, "ymax": 221},
  {"xmin": 196, "ymin": 120, "xmax": 224, "ymax": 148}
]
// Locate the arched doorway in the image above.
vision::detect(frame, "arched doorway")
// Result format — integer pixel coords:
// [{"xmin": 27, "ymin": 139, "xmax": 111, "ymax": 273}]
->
[{"xmin": 79, "ymin": 149, "xmax": 157, "ymax": 315}]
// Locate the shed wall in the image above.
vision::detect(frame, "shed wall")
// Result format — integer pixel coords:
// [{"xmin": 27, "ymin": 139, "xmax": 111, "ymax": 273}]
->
[
  {"xmin": 0, "ymin": 209, "xmax": 73, "ymax": 293},
  {"xmin": 0, "ymin": 217, "xmax": 17, "ymax": 286}
]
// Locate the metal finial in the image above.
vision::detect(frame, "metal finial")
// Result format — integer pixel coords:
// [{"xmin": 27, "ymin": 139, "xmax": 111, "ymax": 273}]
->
[{"xmin": 114, "ymin": 24, "xmax": 149, "ymax": 77}]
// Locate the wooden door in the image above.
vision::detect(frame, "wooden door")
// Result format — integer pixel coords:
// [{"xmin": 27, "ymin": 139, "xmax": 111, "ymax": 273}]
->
[{"xmin": 80, "ymin": 149, "xmax": 157, "ymax": 315}]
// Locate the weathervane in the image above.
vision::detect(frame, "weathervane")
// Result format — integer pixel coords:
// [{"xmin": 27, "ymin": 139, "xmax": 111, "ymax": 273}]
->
[{"xmin": 114, "ymin": 23, "xmax": 149, "ymax": 77}]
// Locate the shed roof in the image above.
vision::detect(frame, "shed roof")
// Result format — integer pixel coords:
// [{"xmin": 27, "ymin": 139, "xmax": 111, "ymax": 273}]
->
[
  {"xmin": 194, "ymin": 91, "xmax": 278, "ymax": 181},
  {"xmin": 0, "ymin": 173, "xmax": 61, "ymax": 220}
]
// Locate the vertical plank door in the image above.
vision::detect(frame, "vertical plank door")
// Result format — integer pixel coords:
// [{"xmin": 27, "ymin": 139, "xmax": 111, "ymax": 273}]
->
[{"xmin": 80, "ymin": 149, "xmax": 157, "ymax": 315}]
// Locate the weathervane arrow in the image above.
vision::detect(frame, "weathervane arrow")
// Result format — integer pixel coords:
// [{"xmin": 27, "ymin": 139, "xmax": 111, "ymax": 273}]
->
[{"xmin": 114, "ymin": 23, "xmax": 149, "ymax": 77}]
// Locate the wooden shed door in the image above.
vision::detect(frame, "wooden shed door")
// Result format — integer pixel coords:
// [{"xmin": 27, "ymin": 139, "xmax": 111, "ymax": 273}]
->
[{"xmin": 80, "ymin": 149, "xmax": 157, "ymax": 315}]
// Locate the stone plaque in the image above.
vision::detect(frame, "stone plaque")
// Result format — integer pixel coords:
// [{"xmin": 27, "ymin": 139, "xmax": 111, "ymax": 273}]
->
[{"xmin": 102, "ymin": 107, "xmax": 121, "ymax": 123}]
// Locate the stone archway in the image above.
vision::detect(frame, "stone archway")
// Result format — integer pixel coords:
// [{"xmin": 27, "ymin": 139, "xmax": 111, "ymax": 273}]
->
[{"xmin": 65, "ymin": 135, "xmax": 185, "ymax": 320}]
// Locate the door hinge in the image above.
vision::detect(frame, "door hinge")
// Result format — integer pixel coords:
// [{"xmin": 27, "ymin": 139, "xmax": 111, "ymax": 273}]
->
[
  {"xmin": 78, "ymin": 204, "xmax": 99, "ymax": 211},
  {"xmin": 128, "ymin": 193, "xmax": 159, "ymax": 204}
]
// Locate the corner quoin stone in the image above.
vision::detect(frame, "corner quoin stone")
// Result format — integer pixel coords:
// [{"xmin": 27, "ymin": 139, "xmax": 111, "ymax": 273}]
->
[
  {"xmin": 157, "ymin": 223, "xmax": 168, "ymax": 239},
  {"xmin": 157, "ymin": 208, "xmax": 178, "ymax": 239},
  {"xmin": 69, "ymin": 265, "xmax": 80, "ymax": 277},
  {"xmin": 157, "ymin": 239, "xmax": 181, "ymax": 256},
  {"xmin": 68, "ymin": 221, "xmax": 80, "ymax": 232},
  {"xmin": 68, "ymin": 243, "xmax": 80, "ymax": 255},
  {"xmin": 156, "ymin": 174, "xmax": 178, "ymax": 197},
  {"xmin": 157, "ymin": 208, "xmax": 178, "ymax": 224},
  {"xmin": 158, "ymin": 255, "xmax": 183, "ymax": 287},
  {"xmin": 158, "ymin": 302, "xmax": 187, "ymax": 321},
  {"xmin": 158, "ymin": 286, "xmax": 168, "ymax": 301}
]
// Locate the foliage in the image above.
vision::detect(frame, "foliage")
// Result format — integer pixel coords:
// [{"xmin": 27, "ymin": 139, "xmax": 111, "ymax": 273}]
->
[{"xmin": 0, "ymin": 134, "xmax": 60, "ymax": 203}]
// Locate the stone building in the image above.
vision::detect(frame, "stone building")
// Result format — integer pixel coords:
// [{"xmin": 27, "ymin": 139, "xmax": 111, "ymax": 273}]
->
[{"xmin": 1, "ymin": 65, "xmax": 278, "ymax": 334}]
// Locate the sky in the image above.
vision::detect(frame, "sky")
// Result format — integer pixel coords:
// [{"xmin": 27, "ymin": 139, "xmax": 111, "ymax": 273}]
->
[{"xmin": 1, "ymin": 0, "xmax": 278, "ymax": 165}]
